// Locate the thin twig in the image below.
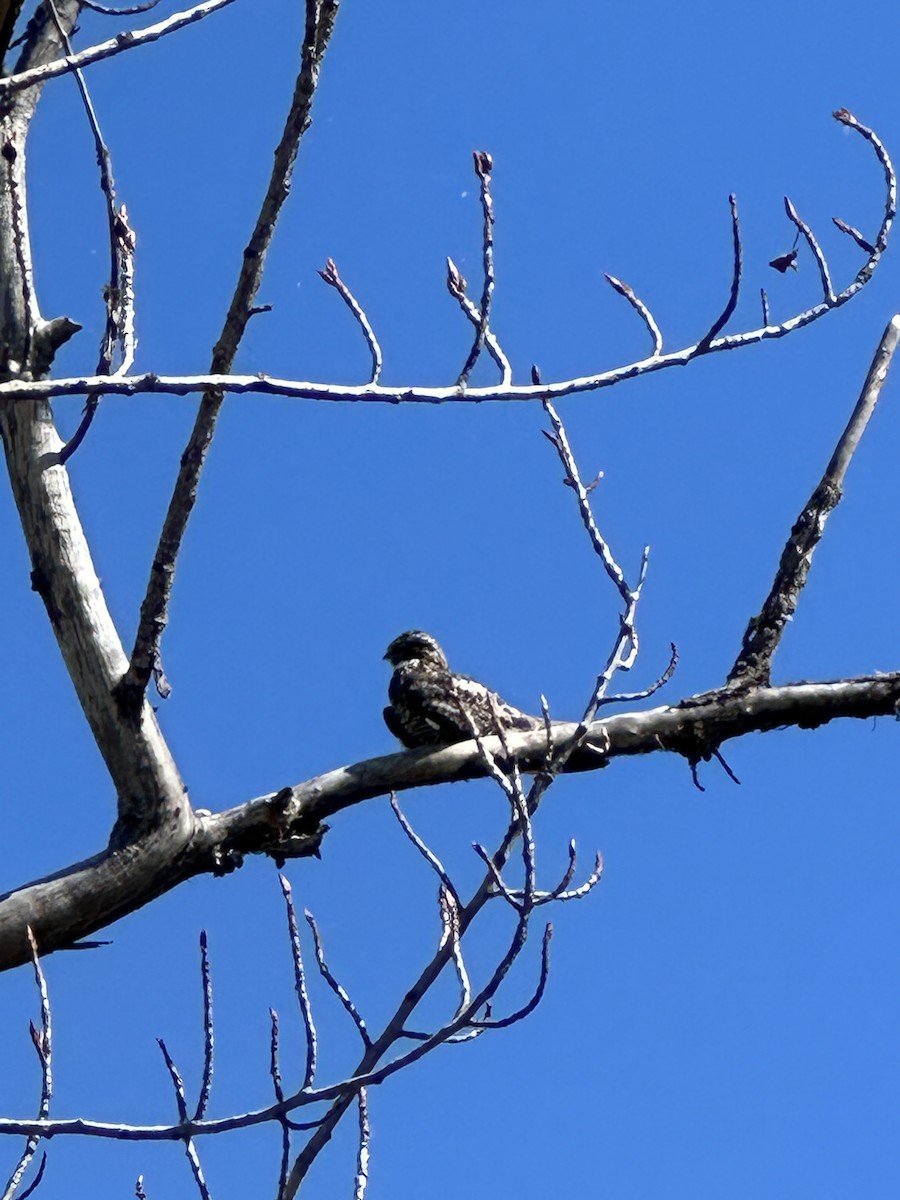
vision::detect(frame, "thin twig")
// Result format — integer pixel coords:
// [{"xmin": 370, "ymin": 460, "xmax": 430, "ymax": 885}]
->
[
  {"xmin": 760, "ymin": 287, "xmax": 769, "ymax": 326},
  {"xmin": 502, "ymin": 748, "xmax": 536, "ymax": 915},
  {"xmin": 472, "ymin": 841, "xmax": 522, "ymax": 908},
  {"xmin": 526, "ymin": 395, "xmax": 654, "ymax": 790},
  {"xmin": 471, "ymin": 923, "xmax": 553, "ymax": 1028},
  {"xmin": 541, "ymin": 851, "xmax": 603, "ymax": 903},
  {"xmin": 58, "ymin": 209, "xmax": 135, "ymax": 465},
  {"xmin": 438, "ymin": 885, "xmax": 471, "ymax": 1018},
  {"xmin": 269, "ymin": 1009, "xmax": 291, "ymax": 1200},
  {"xmin": 1, "ymin": 930, "xmax": 51, "ymax": 1200},
  {"xmin": 457, "ymin": 150, "xmax": 495, "ymax": 386},
  {"xmin": 304, "ymin": 910, "xmax": 371, "ymax": 1047},
  {"xmin": 353, "ymin": 1090, "xmax": 370, "ymax": 1200},
  {"xmin": 605, "ymin": 274, "xmax": 663, "ymax": 356},
  {"xmin": 693, "ymin": 193, "xmax": 741, "ymax": 355},
  {"xmin": 593, "ymin": 642, "xmax": 677, "ymax": 708},
  {"xmin": 319, "ymin": 258, "xmax": 382, "ymax": 384},
  {"xmin": 46, "ymin": 0, "xmax": 134, "ymax": 372},
  {"xmin": 16, "ymin": 1156, "xmax": 46, "ymax": 1200},
  {"xmin": 542, "ymin": 400, "xmax": 629, "ymax": 599},
  {"xmin": 389, "ymin": 792, "xmax": 461, "ymax": 908},
  {"xmin": 118, "ymin": 0, "xmax": 340, "ymax": 706},
  {"xmin": 446, "ymin": 256, "xmax": 511, "ymax": 384},
  {"xmin": 157, "ymin": 1040, "xmax": 211, "ymax": 1200},
  {"xmin": 279, "ymin": 875, "xmax": 317, "ymax": 1090},
  {"xmin": 549, "ymin": 838, "xmax": 577, "ymax": 897},
  {"xmin": 784, "ymin": 195, "xmax": 834, "ymax": 303},
  {"xmin": 48, "ymin": 0, "xmax": 138, "ymax": 465},
  {"xmin": 832, "ymin": 216, "xmax": 875, "ymax": 256},
  {"xmin": 281, "ymin": 762, "xmax": 553, "ymax": 1194},
  {"xmin": 728, "ymin": 314, "xmax": 900, "ymax": 687},
  {"xmin": 712, "ymin": 747, "xmax": 741, "ymax": 785},
  {"xmin": 193, "ymin": 931, "xmax": 214, "ymax": 1122}
]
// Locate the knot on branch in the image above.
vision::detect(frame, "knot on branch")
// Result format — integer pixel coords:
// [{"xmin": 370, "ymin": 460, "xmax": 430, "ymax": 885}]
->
[{"xmin": 262, "ymin": 788, "xmax": 328, "ymax": 865}]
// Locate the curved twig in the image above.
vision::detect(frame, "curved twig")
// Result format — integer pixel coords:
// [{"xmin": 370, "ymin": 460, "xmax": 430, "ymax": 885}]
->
[
  {"xmin": 605, "ymin": 274, "xmax": 663, "ymax": 356},
  {"xmin": 319, "ymin": 258, "xmax": 382, "ymax": 385},
  {"xmin": 693, "ymin": 193, "xmax": 741, "ymax": 355}
]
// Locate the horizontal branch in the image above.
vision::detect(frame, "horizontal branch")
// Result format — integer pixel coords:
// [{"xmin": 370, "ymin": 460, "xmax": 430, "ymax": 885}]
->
[
  {"xmin": 1, "ymin": 109, "xmax": 886, "ymax": 410},
  {"xmin": 0, "ymin": 298, "xmax": 870, "ymax": 405},
  {"xmin": 0, "ymin": 672, "xmax": 898, "ymax": 973},
  {"xmin": 275, "ymin": 672, "xmax": 900, "ymax": 824}
]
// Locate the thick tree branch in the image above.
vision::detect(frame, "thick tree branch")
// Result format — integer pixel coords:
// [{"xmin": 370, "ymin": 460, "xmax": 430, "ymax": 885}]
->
[
  {"xmin": 0, "ymin": 3, "xmax": 190, "ymax": 848},
  {"xmin": 0, "ymin": 674, "xmax": 897, "ymax": 973},
  {"xmin": 1, "ymin": 667, "xmax": 898, "ymax": 1152}
]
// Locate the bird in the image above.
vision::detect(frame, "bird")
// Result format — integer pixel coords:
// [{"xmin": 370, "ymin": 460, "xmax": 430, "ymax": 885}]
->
[{"xmin": 383, "ymin": 630, "xmax": 544, "ymax": 749}]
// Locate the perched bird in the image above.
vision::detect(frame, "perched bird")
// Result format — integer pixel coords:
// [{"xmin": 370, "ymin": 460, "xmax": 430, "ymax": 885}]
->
[{"xmin": 383, "ymin": 630, "xmax": 543, "ymax": 749}]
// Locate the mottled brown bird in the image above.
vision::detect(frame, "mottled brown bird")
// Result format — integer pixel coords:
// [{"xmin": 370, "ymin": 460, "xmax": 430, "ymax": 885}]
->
[{"xmin": 383, "ymin": 630, "xmax": 543, "ymax": 749}]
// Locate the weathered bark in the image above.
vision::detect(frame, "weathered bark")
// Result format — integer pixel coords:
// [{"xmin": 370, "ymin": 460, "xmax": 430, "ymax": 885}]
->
[
  {"xmin": 0, "ymin": 672, "xmax": 897, "ymax": 971},
  {"xmin": 0, "ymin": 3, "xmax": 193, "ymax": 963}
]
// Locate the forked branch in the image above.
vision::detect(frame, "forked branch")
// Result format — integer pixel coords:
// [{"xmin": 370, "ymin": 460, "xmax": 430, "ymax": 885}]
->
[{"xmin": 2, "ymin": 110, "xmax": 890, "ymax": 415}]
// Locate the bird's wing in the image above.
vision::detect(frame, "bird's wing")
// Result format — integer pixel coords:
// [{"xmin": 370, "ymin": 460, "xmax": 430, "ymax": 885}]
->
[{"xmin": 450, "ymin": 673, "xmax": 542, "ymax": 734}]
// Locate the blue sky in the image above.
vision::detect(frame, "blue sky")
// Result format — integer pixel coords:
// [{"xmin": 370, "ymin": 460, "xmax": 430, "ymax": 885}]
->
[{"xmin": 2, "ymin": 0, "xmax": 900, "ymax": 1196}]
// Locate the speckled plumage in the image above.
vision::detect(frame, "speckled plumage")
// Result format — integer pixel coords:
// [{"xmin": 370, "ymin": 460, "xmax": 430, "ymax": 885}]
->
[{"xmin": 383, "ymin": 631, "xmax": 542, "ymax": 749}]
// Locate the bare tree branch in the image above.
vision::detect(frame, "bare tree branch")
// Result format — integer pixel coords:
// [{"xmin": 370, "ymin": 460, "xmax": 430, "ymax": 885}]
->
[
  {"xmin": 305, "ymin": 911, "xmax": 371, "ymax": 1047},
  {"xmin": 784, "ymin": 194, "xmax": 834, "ymax": 303},
  {"xmin": 0, "ymin": 1, "xmax": 192, "ymax": 850},
  {"xmin": 1, "ymin": 930, "xmax": 51, "ymax": 1200},
  {"xmin": 728, "ymin": 314, "xmax": 900, "ymax": 687},
  {"xmin": 157, "ymin": 1040, "xmax": 211, "ymax": 1200},
  {"xmin": 117, "ymin": 0, "xmax": 341, "ymax": 708},
  {"xmin": 43, "ymin": 0, "xmax": 137, "ymax": 464},
  {"xmin": 4, "ymin": 108, "xmax": 887, "ymax": 412},
  {"xmin": 268, "ymin": 1009, "xmax": 291, "ymax": 1200},
  {"xmin": 192, "ymin": 931, "xmax": 214, "ymax": 1122},
  {"xmin": 542, "ymin": 399, "xmax": 631, "ymax": 599},
  {"xmin": 0, "ymin": 0, "xmax": 238, "ymax": 95},
  {"xmin": 471, "ymin": 923, "xmax": 553, "ymax": 1029},
  {"xmin": 457, "ymin": 150, "xmax": 495, "ymax": 386},
  {"xmin": 319, "ymin": 257, "xmax": 382, "ymax": 384},
  {"xmin": 0, "ymin": 671, "xmax": 897, "ymax": 974},
  {"xmin": 692, "ymin": 193, "xmax": 741, "ymax": 356},
  {"xmin": 832, "ymin": 216, "xmax": 875, "ymax": 256},
  {"xmin": 447, "ymin": 256, "xmax": 511, "ymax": 384},
  {"xmin": 279, "ymin": 875, "xmax": 317, "ymax": 1091},
  {"xmin": 605, "ymin": 274, "xmax": 663, "ymax": 356},
  {"xmin": 390, "ymin": 792, "xmax": 461, "ymax": 908},
  {"xmin": 353, "ymin": 1090, "xmax": 370, "ymax": 1200}
]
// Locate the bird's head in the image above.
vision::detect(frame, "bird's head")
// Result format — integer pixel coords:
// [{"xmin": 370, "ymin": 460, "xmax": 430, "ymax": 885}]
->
[{"xmin": 384, "ymin": 630, "xmax": 449, "ymax": 669}]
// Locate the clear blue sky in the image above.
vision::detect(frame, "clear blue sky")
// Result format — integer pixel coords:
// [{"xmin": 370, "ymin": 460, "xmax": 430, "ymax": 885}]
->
[{"xmin": 2, "ymin": 0, "xmax": 900, "ymax": 1196}]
